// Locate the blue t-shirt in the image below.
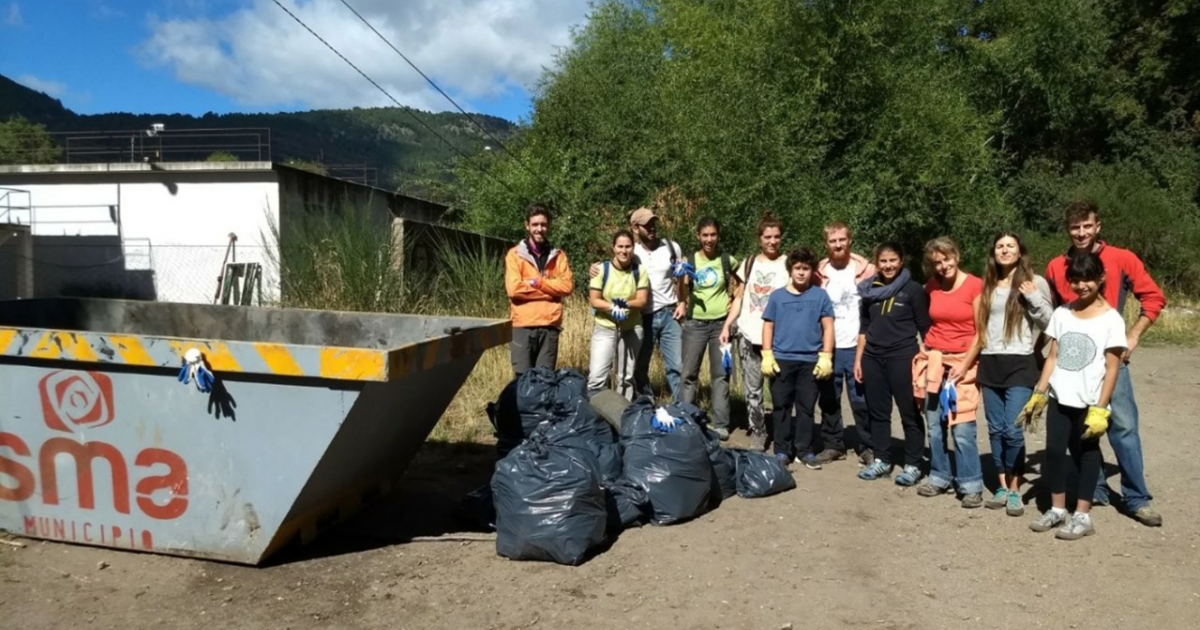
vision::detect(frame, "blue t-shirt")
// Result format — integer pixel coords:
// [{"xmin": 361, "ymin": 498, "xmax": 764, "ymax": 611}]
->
[{"xmin": 762, "ymin": 285, "xmax": 834, "ymax": 362}]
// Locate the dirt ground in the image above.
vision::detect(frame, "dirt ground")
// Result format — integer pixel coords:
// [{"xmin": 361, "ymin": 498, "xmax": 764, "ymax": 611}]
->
[{"xmin": 3, "ymin": 346, "xmax": 1199, "ymax": 630}]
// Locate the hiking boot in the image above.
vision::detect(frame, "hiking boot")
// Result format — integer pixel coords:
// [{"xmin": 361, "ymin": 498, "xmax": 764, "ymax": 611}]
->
[
  {"xmin": 712, "ymin": 427, "xmax": 730, "ymax": 442},
  {"xmin": 917, "ymin": 482, "xmax": 951, "ymax": 498},
  {"xmin": 894, "ymin": 465, "xmax": 923, "ymax": 487},
  {"xmin": 749, "ymin": 432, "xmax": 768, "ymax": 452},
  {"xmin": 1006, "ymin": 491, "xmax": 1025, "ymax": 517},
  {"xmin": 798, "ymin": 452, "xmax": 823, "ymax": 470},
  {"xmin": 1055, "ymin": 513, "xmax": 1096, "ymax": 541},
  {"xmin": 984, "ymin": 488, "xmax": 1008, "ymax": 509},
  {"xmin": 814, "ymin": 448, "xmax": 846, "ymax": 464},
  {"xmin": 1132, "ymin": 506, "xmax": 1163, "ymax": 527},
  {"xmin": 961, "ymin": 493, "xmax": 984, "ymax": 509},
  {"xmin": 857, "ymin": 449, "xmax": 875, "ymax": 468},
  {"xmin": 1029, "ymin": 508, "xmax": 1067, "ymax": 533},
  {"xmin": 857, "ymin": 460, "xmax": 892, "ymax": 481}
]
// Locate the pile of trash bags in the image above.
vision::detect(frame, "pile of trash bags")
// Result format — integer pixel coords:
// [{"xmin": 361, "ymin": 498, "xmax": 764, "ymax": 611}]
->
[{"xmin": 479, "ymin": 367, "xmax": 796, "ymax": 566}]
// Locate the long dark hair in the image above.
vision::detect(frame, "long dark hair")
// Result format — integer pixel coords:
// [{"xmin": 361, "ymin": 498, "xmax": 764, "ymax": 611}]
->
[{"xmin": 980, "ymin": 231, "xmax": 1035, "ymax": 347}]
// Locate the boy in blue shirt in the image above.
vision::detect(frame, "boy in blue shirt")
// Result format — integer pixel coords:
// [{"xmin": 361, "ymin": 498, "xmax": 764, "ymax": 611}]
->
[{"xmin": 761, "ymin": 247, "xmax": 835, "ymax": 470}]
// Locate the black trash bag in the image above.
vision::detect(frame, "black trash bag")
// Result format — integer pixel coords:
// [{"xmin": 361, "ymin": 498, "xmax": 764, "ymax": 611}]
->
[
  {"xmin": 490, "ymin": 368, "xmax": 591, "ymax": 458},
  {"xmin": 541, "ymin": 399, "xmax": 623, "ymax": 484},
  {"xmin": 619, "ymin": 397, "xmax": 713, "ymax": 525},
  {"xmin": 456, "ymin": 483, "xmax": 497, "ymax": 532},
  {"xmin": 704, "ymin": 436, "xmax": 738, "ymax": 503},
  {"xmin": 604, "ymin": 480, "xmax": 649, "ymax": 531},
  {"xmin": 492, "ymin": 428, "xmax": 608, "ymax": 566},
  {"xmin": 732, "ymin": 448, "xmax": 797, "ymax": 498}
]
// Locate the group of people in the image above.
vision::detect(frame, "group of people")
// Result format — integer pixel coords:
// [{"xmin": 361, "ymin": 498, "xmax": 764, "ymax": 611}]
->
[{"xmin": 503, "ymin": 200, "xmax": 1165, "ymax": 540}]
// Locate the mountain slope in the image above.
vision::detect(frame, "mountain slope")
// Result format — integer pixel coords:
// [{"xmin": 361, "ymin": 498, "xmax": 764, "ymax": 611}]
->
[{"xmin": 0, "ymin": 73, "xmax": 517, "ymax": 193}]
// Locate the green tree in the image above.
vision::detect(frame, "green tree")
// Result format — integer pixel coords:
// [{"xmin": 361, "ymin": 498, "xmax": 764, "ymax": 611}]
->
[
  {"xmin": 0, "ymin": 116, "xmax": 62, "ymax": 164},
  {"xmin": 205, "ymin": 150, "xmax": 240, "ymax": 162}
]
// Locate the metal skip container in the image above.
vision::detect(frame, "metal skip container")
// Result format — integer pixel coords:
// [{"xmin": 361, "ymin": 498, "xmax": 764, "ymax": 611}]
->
[{"xmin": 0, "ymin": 298, "xmax": 510, "ymax": 565}]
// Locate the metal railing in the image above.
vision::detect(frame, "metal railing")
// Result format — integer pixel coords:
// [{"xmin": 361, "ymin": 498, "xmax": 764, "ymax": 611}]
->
[
  {"xmin": 0, "ymin": 187, "xmax": 33, "ymax": 226},
  {"xmin": 0, "ymin": 127, "xmax": 275, "ymax": 164}
]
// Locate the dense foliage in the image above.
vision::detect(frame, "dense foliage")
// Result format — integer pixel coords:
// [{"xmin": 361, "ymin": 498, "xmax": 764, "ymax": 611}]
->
[{"xmin": 455, "ymin": 0, "xmax": 1200, "ymax": 293}]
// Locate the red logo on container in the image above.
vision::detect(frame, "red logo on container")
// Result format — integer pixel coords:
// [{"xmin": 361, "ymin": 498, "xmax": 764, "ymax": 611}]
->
[{"xmin": 39, "ymin": 371, "xmax": 115, "ymax": 433}]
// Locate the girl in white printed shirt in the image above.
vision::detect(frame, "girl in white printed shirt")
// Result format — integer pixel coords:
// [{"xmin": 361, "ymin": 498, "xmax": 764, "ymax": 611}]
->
[{"xmin": 1019, "ymin": 251, "xmax": 1125, "ymax": 540}]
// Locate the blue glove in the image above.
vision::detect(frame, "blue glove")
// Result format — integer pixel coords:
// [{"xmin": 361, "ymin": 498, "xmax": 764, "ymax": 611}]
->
[
  {"xmin": 651, "ymin": 407, "xmax": 679, "ymax": 433},
  {"xmin": 672, "ymin": 261, "xmax": 697, "ymax": 280},
  {"xmin": 610, "ymin": 298, "xmax": 629, "ymax": 323},
  {"xmin": 939, "ymin": 378, "xmax": 958, "ymax": 421},
  {"xmin": 721, "ymin": 343, "xmax": 734, "ymax": 378},
  {"xmin": 178, "ymin": 348, "xmax": 216, "ymax": 394}
]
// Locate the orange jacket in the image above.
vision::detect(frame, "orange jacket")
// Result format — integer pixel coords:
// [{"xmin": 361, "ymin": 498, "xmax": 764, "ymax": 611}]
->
[{"xmin": 506, "ymin": 240, "xmax": 574, "ymax": 328}]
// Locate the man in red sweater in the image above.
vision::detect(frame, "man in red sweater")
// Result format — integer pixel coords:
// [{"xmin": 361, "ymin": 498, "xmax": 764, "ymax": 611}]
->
[{"xmin": 1044, "ymin": 200, "xmax": 1165, "ymax": 527}]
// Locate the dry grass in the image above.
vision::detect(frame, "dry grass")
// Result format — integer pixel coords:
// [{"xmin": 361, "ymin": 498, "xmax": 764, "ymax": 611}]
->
[{"xmin": 1125, "ymin": 296, "xmax": 1200, "ymax": 347}]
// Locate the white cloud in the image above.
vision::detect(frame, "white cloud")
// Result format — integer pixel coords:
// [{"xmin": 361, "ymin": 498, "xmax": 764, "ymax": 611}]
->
[
  {"xmin": 5, "ymin": 1, "xmax": 22, "ymax": 26},
  {"xmin": 15, "ymin": 74, "xmax": 66, "ymax": 98},
  {"xmin": 138, "ymin": 0, "xmax": 589, "ymax": 113}
]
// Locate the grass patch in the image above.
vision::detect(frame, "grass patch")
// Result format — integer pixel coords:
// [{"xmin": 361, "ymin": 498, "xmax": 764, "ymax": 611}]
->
[{"xmin": 1126, "ymin": 296, "xmax": 1200, "ymax": 347}]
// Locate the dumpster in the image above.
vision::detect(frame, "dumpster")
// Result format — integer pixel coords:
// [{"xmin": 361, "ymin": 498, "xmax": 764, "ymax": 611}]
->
[{"xmin": 0, "ymin": 297, "xmax": 510, "ymax": 565}]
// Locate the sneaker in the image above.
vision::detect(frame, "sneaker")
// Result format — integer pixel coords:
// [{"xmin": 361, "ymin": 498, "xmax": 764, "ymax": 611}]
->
[
  {"xmin": 1029, "ymin": 508, "xmax": 1067, "ymax": 533},
  {"xmin": 712, "ymin": 427, "xmax": 730, "ymax": 442},
  {"xmin": 750, "ymin": 432, "xmax": 768, "ymax": 452},
  {"xmin": 984, "ymin": 488, "xmax": 1008, "ymax": 510},
  {"xmin": 894, "ymin": 465, "xmax": 923, "ymax": 487},
  {"xmin": 917, "ymin": 482, "xmax": 951, "ymax": 498},
  {"xmin": 1055, "ymin": 513, "xmax": 1096, "ymax": 540},
  {"xmin": 1006, "ymin": 491, "xmax": 1025, "ymax": 517},
  {"xmin": 798, "ymin": 452, "xmax": 823, "ymax": 470},
  {"xmin": 857, "ymin": 449, "xmax": 875, "ymax": 468},
  {"xmin": 961, "ymin": 493, "xmax": 984, "ymax": 509},
  {"xmin": 775, "ymin": 452, "xmax": 793, "ymax": 467},
  {"xmin": 857, "ymin": 460, "xmax": 892, "ymax": 481},
  {"xmin": 1132, "ymin": 506, "xmax": 1163, "ymax": 527},
  {"xmin": 814, "ymin": 448, "xmax": 846, "ymax": 464}
]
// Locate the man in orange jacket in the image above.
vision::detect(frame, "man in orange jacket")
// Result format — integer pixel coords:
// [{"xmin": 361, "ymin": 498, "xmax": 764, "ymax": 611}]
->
[{"xmin": 505, "ymin": 203, "xmax": 574, "ymax": 376}]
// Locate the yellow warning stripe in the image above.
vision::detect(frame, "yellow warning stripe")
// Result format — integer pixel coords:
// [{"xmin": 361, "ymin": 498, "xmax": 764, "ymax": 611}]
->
[
  {"xmin": 166, "ymin": 340, "xmax": 242, "ymax": 372},
  {"xmin": 108, "ymin": 335, "xmax": 156, "ymax": 366},
  {"xmin": 319, "ymin": 347, "xmax": 386, "ymax": 381},
  {"xmin": 28, "ymin": 332, "xmax": 99, "ymax": 362},
  {"xmin": 0, "ymin": 329, "xmax": 16, "ymax": 354},
  {"xmin": 255, "ymin": 343, "xmax": 304, "ymax": 376}
]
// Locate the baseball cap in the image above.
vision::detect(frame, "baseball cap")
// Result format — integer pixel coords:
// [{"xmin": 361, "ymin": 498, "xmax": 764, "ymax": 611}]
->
[{"xmin": 630, "ymin": 207, "xmax": 658, "ymax": 226}]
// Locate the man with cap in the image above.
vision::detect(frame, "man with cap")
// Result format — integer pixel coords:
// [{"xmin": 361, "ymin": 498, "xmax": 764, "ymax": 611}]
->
[{"xmin": 590, "ymin": 207, "xmax": 687, "ymax": 400}]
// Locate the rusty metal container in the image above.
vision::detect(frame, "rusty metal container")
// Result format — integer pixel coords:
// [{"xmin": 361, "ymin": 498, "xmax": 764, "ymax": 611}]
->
[{"xmin": 0, "ymin": 298, "xmax": 509, "ymax": 564}]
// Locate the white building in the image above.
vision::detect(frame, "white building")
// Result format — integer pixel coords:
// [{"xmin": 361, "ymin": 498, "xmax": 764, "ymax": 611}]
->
[{"xmin": 0, "ymin": 162, "xmax": 502, "ymax": 305}]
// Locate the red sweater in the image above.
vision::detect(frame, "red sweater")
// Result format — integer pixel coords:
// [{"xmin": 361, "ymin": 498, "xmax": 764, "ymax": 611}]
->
[{"xmin": 1044, "ymin": 241, "xmax": 1167, "ymax": 322}]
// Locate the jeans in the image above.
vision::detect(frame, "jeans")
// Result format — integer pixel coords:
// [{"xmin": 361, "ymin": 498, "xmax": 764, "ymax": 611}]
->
[
  {"xmin": 925, "ymin": 394, "xmax": 984, "ymax": 494},
  {"xmin": 1047, "ymin": 399, "xmax": 1104, "ymax": 499},
  {"xmin": 634, "ymin": 307, "xmax": 683, "ymax": 401},
  {"xmin": 817, "ymin": 347, "xmax": 867, "ymax": 453},
  {"xmin": 509, "ymin": 327, "xmax": 561, "ymax": 377},
  {"xmin": 1095, "ymin": 364, "xmax": 1153, "ymax": 510},
  {"xmin": 736, "ymin": 334, "xmax": 766, "ymax": 437},
  {"xmin": 587, "ymin": 323, "xmax": 644, "ymax": 400},
  {"xmin": 770, "ymin": 360, "xmax": 820, "ymax": 458},
  {"xmin": 981, "ymin": 385, "xmax": 1029, "ymax": 479},
  {"xmin": 862, "ymin": 352, "xmax": 923, "ymax": 467},
  {"xmin": 681, "ymin": 318, "xmax": 730, "ymax": 429}
]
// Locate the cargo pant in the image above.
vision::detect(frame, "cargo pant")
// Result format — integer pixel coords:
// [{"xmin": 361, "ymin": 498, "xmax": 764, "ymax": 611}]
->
[{"xmin": 737, "ymin": 333, "xmax": 767, "ymax": 438}]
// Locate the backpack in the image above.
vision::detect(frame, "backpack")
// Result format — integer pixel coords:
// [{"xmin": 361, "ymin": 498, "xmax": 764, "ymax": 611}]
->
[
  {"xmin": 601, "ymin": 260, "xmax": 641, "ymax": 292},
  {"xmin": 685, "ymin": 251, "xmax": 735, "ymax": 298}
]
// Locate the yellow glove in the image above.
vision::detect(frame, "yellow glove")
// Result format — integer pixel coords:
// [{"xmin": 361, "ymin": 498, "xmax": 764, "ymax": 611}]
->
[
  {"xmin": 813, "ymin": 352, "xmax": 833, "ymax": 380},
  {"xmin": 1016, "ymin": 391, "xmax": 1049, "ymax": 432},
  {"xmin": 761, "ymin": 350, "xmax": 780, "ymax": 378},
  {"xmin": 1082, "ymin": 406, "xmax": 1110, "ymax": 440}
]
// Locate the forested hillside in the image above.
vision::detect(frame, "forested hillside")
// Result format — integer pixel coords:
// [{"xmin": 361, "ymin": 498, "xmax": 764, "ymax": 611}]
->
[
  {"xmin": 0, "ymin": 73, "xmax": 514, "ymax": 198},
  {"xmin": 454, "ymin": 0, "xmax": 1200, "ymax": 294}
]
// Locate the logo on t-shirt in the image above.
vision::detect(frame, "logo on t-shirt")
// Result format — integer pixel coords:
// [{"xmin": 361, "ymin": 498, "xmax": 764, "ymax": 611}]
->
[
  {"xmin": 695, "ymin": 266, "xmax": 719, "ymax": 290},
  {"xmin": 1057, "ymin": 332, "xmax": 1097, "ymax": 371},
  {"xmin": 748, "ymin": 270, "xmax": 778, "ymax": 313}
]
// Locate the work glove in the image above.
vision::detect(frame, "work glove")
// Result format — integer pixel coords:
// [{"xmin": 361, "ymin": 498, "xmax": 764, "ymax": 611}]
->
[
  {"xmin": 813, "ymin": 351, "xmax": 833, "ymax": 380},
  {"xmin": 721, "ymin": 343, "xmax": 734, "ymax": 378},
  {"xmin": 761, "ymin": 349, "xmax": 780, "ymax": 378},
  {"xmin": 609, "ymin": 298, "xmax": 629, "ymax": 323},
  {"xmin": 939, "ymin": 378, "xmax": 958, "ymax": 422},
  {"xmin": 672, "ymin": 260, "xmax": 697, "ymax": 280},
  {"xmin": 1082, "ymin": 406, "xmax": 1111, "ymax": 440},
  {"xmin": 1016, "ymin": 391, "xmax": 1049, "ymax": 433},
  {"xmin": 177, "ymin": 348, "xmax": 215, "ymax": 394},
  {"xmin": 651, "ymin": 407, "xmax": 679, "ymax": 433}
]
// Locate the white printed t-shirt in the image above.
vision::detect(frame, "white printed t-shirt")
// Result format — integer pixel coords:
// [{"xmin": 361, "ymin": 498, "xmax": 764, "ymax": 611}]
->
[
  {"xmin": 734, "ymin": 254, "xmax": 790, "ymax": 346},
  {"xmin": 822, "ymin": 262, "xmax": 862, "ymax": 349},
  {"xmin": 1045, "ymin": 306, "xmax": 1128, "ymax": 409},
  {"xmin": 634, "ymin": 239, "xmax": 682, "ymax": 313}
]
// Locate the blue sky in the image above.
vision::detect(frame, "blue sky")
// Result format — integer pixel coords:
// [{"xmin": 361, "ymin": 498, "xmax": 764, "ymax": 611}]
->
[{"xmin": 1, "ymin": 0, "xmax": 589, "ymax": 123}]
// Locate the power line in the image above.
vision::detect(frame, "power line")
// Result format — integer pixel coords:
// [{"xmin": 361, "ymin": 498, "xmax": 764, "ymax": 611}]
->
[
  {"xmin": 268, "ymin": 0, "xmax": 521, "ymax": 198},
  {"xmin": 335, "ymin": 0, "xmax": 561, "ymax": 197}
]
